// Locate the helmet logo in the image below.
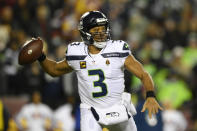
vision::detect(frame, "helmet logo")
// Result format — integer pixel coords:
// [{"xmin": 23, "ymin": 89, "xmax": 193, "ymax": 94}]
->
[{"xmin": 96, "ymin": 18, "xmax": 107, "ymax": 25}]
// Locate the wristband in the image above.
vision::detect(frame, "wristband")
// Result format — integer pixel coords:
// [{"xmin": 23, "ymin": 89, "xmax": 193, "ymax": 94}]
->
[
  {"xmin": 38, "ymin": 53, "xmax": 46, "ymax": 62},
  {"xmin": 146, "ymin": 91, "xmax": 155, "ymax": 99}
]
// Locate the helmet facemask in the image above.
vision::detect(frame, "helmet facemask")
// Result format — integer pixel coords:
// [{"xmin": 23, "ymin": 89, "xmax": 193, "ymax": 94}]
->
[{"xmin": 90, "ymin": 25, "xmax": 110, "ymax": 48}]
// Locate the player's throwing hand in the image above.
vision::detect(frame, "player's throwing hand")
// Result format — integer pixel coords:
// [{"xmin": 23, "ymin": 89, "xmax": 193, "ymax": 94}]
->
[{"xmin": 141, "ymin": 97, "xmax": 163, "ymax": 119}]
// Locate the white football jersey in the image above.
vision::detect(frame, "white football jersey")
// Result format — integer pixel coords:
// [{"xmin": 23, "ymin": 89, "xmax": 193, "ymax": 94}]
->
[
  {"xmin": 53, "ymin": 104, "xmax": 75, "ymax": 131},
  {"xmin": 16, "ymin": 103, "xmax": 53, "ymax": 131},
  {"xmin": 66, "ymin": 40, "xmax": 131, "ymax": 108}
]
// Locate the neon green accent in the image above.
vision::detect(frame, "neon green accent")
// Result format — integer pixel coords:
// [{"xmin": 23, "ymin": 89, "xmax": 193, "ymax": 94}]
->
[
  {"xmin": 125, "ymin": 44, "xmax": 128, "ymax": 48},
  {"xmin": 157, "ymin": 80, "xmax": 192, "ymax": 109}
]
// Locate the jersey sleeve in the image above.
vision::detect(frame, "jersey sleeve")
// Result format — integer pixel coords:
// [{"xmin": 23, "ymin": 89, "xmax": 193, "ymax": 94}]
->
[
  {"xmin": 65, "ymin": 43, "xmax": 71, "ymax": 66},
  {"xmin": 113, "ymin": 40, "xmax": 131, "ymax": 64},
  {"xmin": 118, "ymin": 40, "xmax": 131, "ymax": 55},
  {"xmin": 65, "ymin": 42, "xmax": 81, "ymax": 56},
  {"xmin": 65, "ymin": 42, "xmax": 87, "ymax": 69},
  {"xmin": 65, "ymin": 42, "xmax": 80, "ymax": 67}
]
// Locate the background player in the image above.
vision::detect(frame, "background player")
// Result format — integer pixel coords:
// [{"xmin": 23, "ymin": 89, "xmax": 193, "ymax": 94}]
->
[{"xmin": 16, "ymin": 91, "xmax": 53, "ymax": 131}]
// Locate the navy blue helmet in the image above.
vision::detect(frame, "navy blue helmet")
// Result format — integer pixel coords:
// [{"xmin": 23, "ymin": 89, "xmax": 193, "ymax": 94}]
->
[{"xmin": 78, "ymin": 11, "xmax": 111, "ymax": 46}]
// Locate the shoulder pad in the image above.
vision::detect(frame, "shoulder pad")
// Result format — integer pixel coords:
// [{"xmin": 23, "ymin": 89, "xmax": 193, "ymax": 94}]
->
[
  {"xmin": 110, "ymin": 40, "xmax": 131, "ymax": 51},
  {"xmin": 70, "ymin": 42, "xmax": 81, "ymax": 46},
  {"xmin": 66, "ymin": 42, "xmax": 85, "ymax": 56}
]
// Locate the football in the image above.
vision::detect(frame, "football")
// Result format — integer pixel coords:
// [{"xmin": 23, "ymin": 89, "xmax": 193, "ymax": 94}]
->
[{"xmin": 18, "ymin": 38, "xmax": 43, "ymax": 65}]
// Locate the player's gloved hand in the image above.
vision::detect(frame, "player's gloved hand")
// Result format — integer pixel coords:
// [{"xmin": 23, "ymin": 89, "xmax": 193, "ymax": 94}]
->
[
  {"xmin": 141, "ymin": 97, "xmax": 163, "ymax": 119},
  {"xmin": 37, "ymin": 52, "xmax": 46, "ymax": 62}
]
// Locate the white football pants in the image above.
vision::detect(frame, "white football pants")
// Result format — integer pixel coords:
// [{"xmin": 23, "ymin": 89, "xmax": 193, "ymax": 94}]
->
[{"xmin": 80, "ymin": 107, "xmax": 137, "ymax": 131}]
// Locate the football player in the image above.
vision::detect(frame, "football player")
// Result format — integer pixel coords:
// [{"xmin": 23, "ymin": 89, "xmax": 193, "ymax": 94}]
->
[
  {"xmin": 16, "ymin": 91, "xmax": 53, "ymax": 131},
  {"xmin": 37, "ymin": 11, "xmax": 163, "ymax": 131}
]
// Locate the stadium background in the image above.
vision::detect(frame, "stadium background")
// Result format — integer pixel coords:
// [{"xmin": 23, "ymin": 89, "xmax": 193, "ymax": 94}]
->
[{"xmin": 0, "ymin": 0, "xmax": 196, "ymax": 130}]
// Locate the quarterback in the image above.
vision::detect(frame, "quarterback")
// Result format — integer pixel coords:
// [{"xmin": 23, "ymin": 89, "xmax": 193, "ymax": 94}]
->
[{"xmin": 37, "ymin": 11, "xmax": 163, "ymax": 131}]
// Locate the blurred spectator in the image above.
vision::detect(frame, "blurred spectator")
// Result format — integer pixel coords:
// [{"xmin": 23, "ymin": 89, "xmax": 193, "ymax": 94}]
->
[
  {"xmin": 29, "ymin": 4, "xmax": 52, "ymax": 43},
  {"xmin": 157, "ymin": 71, "xmax": 192, "ymax": 109},
  {"xmin": 168, "ymin": 46, "xmax": 189, "ymax": 77},
  {"xmin": 162, "ymin": 101, "xmax": 187, "ymax": 131},
  {"xmin": 0, "ymin": 99, "xmax": 10, "ymax": 131},
  {"xmin": 0, "ymin": 6, "xmax": 14, "ymax": 25},
  {"xmin": 16, "ymin": 91, "xmax": 53, "ymax": 131},
  {"xmin": 17, "ymin": 63, "xmax": 46, "ymax": 95},
  {"xmin": 3, "ymin": 38, "xmax": 20, "ymax": 95},
  {"xmin": 13, "ymin": 0, "xmax": 34, "ymax": 33},
  {"xmin": 190, "ymin": 64, "xmax": 197, "ymax": 127},
  {"xmin": 50, "ymin": 1, "xmax": 79, "ymax": 45},
  {"xmin": 181, "ymin": 33, "xmax": 197, "ymax": 74},
  {"xmin": 162, "ymin": 18, "xmax": 180, "ymax": 50},
  {"xmin": 53, "ymin": 100, "xmax": 75, "ymax": 131},
  {"xmin": 7, "ymin": 118, "xmax": 19, "ymax": 131},
  {"xmin": 42, "ymin": 72, "xmax": 65, "ymax": 110},
  {"xmin": 0, "ymin": 25, "xmax": 10, "ymax": 52}
]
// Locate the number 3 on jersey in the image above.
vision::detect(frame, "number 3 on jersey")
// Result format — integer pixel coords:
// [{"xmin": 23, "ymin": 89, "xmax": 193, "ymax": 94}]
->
[{"xmin": 88, "ymin": 69, "xmax": 108, "ymax": 98}]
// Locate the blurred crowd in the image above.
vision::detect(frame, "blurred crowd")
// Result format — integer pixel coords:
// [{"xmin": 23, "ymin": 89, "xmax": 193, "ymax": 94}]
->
[{"xmin": 0, "ymin": 0, "xmax": 197, "ymax": 131}]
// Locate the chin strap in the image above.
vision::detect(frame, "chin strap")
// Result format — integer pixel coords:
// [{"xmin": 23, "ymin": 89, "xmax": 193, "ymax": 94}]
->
[{"xmin": 93, "ymin": 41, "xmax": 107, "ymax": 49}]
